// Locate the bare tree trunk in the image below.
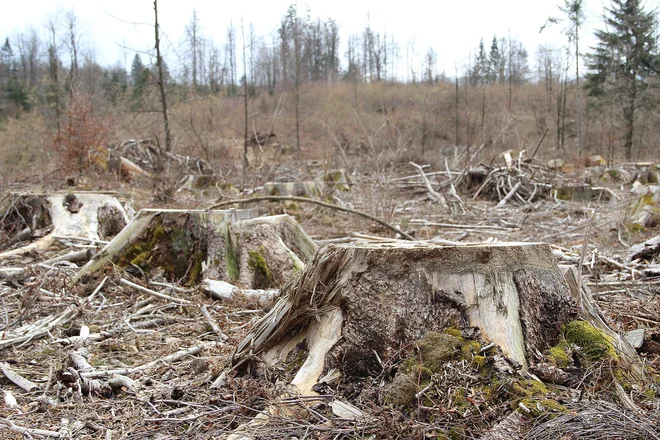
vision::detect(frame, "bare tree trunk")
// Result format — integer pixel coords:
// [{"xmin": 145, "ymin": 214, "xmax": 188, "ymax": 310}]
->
[
  {"xmin": 46, "ymin": 20, "xmax": 61, "ymax": 128},
  {"xmin": 575, "ymin": 26, "xmax": 582, "ymax": 158},
  {"xmin": 294, "ymin": 16, "xmax": 302, "ymax": 151},
  {"xmin": 455, "ymin": 69, "xmax": 460, "ymax": 145},
  {"xmin": 421, "ymin": 92, "xmax": 427, "ymax": 156},
  {"xmin": 241, "ymin": 18, "xmax": 249, "ymax": 192},
  {"xmin": 153, "ymin": 0, "xmax": 172, "ymax": 153},
  {"xmin": 623, "ymin": 82, "xmax": 637, "ymax": 161}
]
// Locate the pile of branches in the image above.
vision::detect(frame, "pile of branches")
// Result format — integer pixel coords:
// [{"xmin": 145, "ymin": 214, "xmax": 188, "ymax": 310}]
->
[
  {"xmin": 112, "ymin": 139, "xmax": 213, "ymax": 175},
  {"xmin": 469, "ymin": 159, "xmax": 556, "ymax": 206}
]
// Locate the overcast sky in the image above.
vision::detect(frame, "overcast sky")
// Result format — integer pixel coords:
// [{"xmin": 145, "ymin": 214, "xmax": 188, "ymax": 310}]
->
[{"xmin": 2, "ymin": 0, "xmax": 658, "ymax": 78}]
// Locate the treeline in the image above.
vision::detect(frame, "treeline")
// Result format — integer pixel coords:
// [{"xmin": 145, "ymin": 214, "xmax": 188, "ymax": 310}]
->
[{"xmin": 0, "ymin": 0, "xmax": 658, "ymax": 162}]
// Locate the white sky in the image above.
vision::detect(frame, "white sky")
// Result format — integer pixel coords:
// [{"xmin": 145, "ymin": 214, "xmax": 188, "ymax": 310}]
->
[{"xmin": 1, "ymin": 0, "xmax": 658, "ymax": 78}]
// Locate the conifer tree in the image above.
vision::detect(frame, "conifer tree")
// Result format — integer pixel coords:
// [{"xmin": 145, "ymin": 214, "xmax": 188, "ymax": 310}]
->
[{"xmin": 585, "ymin": 0, "xmax": 658, "ymax": 160}]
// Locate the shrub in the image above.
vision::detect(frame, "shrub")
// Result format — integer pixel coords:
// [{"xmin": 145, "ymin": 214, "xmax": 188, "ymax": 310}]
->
[{"xmin": 51, "ymin": 95, "xmax": 110, "ymax": 174}]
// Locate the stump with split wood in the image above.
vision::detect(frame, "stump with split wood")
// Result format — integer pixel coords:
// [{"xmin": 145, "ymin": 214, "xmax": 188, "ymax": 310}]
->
[{"xmin": 232, "ymin": 241, "xmax": 642, "ymax": 397}]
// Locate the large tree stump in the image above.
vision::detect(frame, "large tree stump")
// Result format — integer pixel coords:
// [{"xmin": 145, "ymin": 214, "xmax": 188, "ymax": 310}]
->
[
  {"xmin": 233, "ymin": 242, "xmax": 585, "ymax": 394},
  {"xmin": 74, "ymin": 210, "xmax": 317, "ymax": 289},
  {"xmin": 0, "ymin": 192, "xmax": 128, "ymax": 259}
]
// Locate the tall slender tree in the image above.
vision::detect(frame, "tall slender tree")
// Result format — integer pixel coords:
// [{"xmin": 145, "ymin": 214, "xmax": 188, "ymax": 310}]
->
[{"xmin": 153, "ymin": 0, "xmax": 172, "ymax": 152}]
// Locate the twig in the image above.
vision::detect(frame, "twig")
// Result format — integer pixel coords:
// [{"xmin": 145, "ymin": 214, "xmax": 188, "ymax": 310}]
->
[
  {"xmin": 86, "ymin": 276, "xmax": 108, "ymax": 304},
  {"xmin": 200, "ymin": 305, "xmax": 229, "ymax": 341},
  {"xmin": 208, "ymin": 196, "xmax": 415, "ymax": 241},
  {"xmin": 119, "ymin": 279, "xmax": 192, "ymax": 305}
]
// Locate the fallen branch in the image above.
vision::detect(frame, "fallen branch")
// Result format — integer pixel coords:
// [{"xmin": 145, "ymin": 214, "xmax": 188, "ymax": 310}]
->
[
  {"xmin": 530, "ymin": 127, "xmax": 549, "ymax": 159},
  {"xmin": 0, "ymin": 418, "xmax": 61, "ymax": 438},
  {"xmin": 80, "ymin": 344, "xmax": 208, "ymax": 378},
  {"xmin": 42, "ymin": 248, "xmax": 97, "ymax": 265},
  {"xmin": 496, "ymin": 181, "xmax": 522, "ymax": 208},
  {"xmin": 409, "ymin": 162, "xmax": 448, "ymax": 209},
  {"xmin": 208, "ymin": 196, "xmax": 415, "ymax": 241},
  {"xmin": 0, "ymin": 362, "xmax": 40, "ymax": 392},
  {"xmin": 119, "ymin": 279, "xmax": 193, "ymax": 305}
]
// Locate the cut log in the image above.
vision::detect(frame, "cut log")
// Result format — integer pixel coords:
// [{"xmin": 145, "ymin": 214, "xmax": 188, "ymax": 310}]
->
[
  {"xmin": 232, "ymin": 242, "xmax": 583, "ymax": 387},
  {"xmin": 74, "ymin": 210, "xmax": 316, "ymax": 290},
  {"xmin": 0, "ymin": 192, "xmax": 128, "ymax": 260}
]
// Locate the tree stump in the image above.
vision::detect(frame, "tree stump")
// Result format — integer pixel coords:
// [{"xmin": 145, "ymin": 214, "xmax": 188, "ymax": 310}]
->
[
  {"xmin": 0, "ymin": 192, "xmax": 128, "ymax": 259},
  {"xmin": 74, "ymin": 210, "xmax": 317, "ymax": 289},
  {"xmin": 233, "ymin": 242, "xmax": 587, "ymax": 395}
]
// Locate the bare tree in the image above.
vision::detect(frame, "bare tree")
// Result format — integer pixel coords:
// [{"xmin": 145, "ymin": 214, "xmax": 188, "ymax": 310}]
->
[
  {"xmin": 241, "ymin": 17, "xmax": 249, "ymax": 191},
  {"xmin": 153, "ymin": 0, "xmax": 172, "ymax": 152},
  {"xmin": 65, "ymin": 10, "xmax": 81, "ymax": 94},
  {"xmin": 185, "ymin": 9, "xmax": 200, "ymax": 89}
]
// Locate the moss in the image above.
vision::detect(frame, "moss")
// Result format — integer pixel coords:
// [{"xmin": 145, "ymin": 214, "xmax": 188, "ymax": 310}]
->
[
  {"xmin": 510, "ymin": 379, "xmax": 549, "ymax": 397},
  {"xmin": 555, "ymin": 187, "xmax": 573, "ymax": 201},
  {"xmin": 563, "ymin": 320, "xmax": 617, "ymax": 363},
  {"xmin": 547, "ymin": 340, "xmax": 573, "ymax": 368},
  {"xmin": 383, "ymin": 373, "xmax": 420, "ymax": 406},
  {"xmin": 480, "ymin": 379, "xmax": 503, "ymax": 402},
  {"xmin": 415, "ymin": 332, "xmax": 462, "ymax": 372},
  {"xmin": 639, "ymin": 192, "xmax": 656, "ymax": 207},
  {"xmin": 447, "ymin": 426, "xmax": 467, "ymax": 440},
  {"xmin": 248, "ymin": 247, "xmax": 273, "ymax": 289},
  {"xmin": 460, "ymin": 340, "xmax": 481, "ymax": 359},
  {"xmin": 452, "ymin": 387, "xmax": 468, "ymax": 410},
  {"xmin": 613, "ymin": 368, "xmax": 634, "ymax": 393},
  {"xmin": 626, "ymin": 223, "xmax": 645, "ymax": 233},
  {"xmin": 605, "ymin": 169, "xmax": 619, "ymax": 179},
  {"xmin": 187, "ymin": 252, "xmax": 205, "ymax": 286},
  {"xmin": 472, "ymin": 355, "xmax": 487, "ymax": 369},
  {"xmin": 225, "ymin": 233, "xmax": 239, "ymax": 282},
  {"xmin": 519, "ymin": 398, "xmax": 568, "ymax": 417},
  {"xmin": 443, "ymin": 327, "xmax": 463, "ymax": 338}
]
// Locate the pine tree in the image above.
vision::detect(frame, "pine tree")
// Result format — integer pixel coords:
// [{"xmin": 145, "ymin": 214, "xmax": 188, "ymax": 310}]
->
[
  {"xmin": 488, "ymin": 36, "xmax": 502, "ymax": 84},
  {"xmin": 585, "ymin": 0, "xmax": 658, "ymax": 160}
]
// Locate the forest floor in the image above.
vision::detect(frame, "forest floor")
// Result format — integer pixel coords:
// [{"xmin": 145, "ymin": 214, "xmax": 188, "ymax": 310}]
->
[{"xmin": 0, "ymin": 150, "xmax": 659, "ymax": 439}]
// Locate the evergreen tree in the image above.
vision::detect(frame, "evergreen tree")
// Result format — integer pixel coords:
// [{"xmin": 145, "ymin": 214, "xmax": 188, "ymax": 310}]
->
[
  {"xmin": 470, "ymin": 39, "xmax": 488, "ymax": 86},
  {"xmin": 585, "ymin": 0, "xmax": 658, "ymax": 160},
  {"xmin": 130, "ymin": 54, "xmax": 150, "ymax": 110},
  {"xmin": 488, "ymin": 36, "xmax": 502, "ymax": 84}
]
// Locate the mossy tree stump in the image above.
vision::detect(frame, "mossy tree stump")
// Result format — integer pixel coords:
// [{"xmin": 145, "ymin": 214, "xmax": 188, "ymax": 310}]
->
[
  {"xmin": 233, "ymin": 242, "xmax": 589, "ymax": 395},
  {"xmin": 74, "ymin": 210, "xmax": 317, "ymax": 289}
]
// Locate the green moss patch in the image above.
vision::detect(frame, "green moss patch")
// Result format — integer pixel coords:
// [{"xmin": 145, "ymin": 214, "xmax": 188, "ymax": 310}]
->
[
  {"xmin": 248, "ymin": 247, "xmax": 273, "ymax": 289},
  {"xmin": 547, "ymin": 340, "xmax": 573, "ymax": 368},
  {"xmin": 119, "ymin": 215, "xmax": 208, "ymax": 285},
  {"xmin": 415, "ymin": 332, "xmax": 462, "ymax": 372},
  {"xmin": 563, "ymin": 320, "xmax": 617, "ymax": 363}
]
